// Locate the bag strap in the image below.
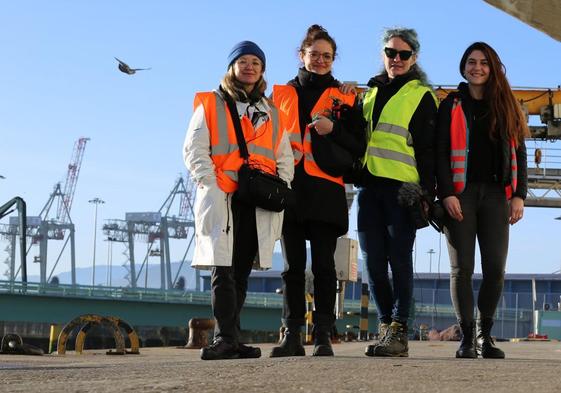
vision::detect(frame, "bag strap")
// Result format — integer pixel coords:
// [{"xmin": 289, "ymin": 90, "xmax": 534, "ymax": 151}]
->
[{"xmin": 219, "ymin": 87, "xmax": 250, "ymax": 162}]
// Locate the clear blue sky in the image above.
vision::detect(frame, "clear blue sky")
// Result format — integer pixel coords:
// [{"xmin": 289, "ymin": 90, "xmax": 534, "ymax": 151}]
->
[{"xmin": 1, "ymin": 0, "xmax": 560, "ymax": 283}]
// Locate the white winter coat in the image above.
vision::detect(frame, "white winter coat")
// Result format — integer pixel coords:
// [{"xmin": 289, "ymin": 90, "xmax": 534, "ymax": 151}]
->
[{"xmin": 183, "ymin": 93, "xmax": 294, "ymax": 270}]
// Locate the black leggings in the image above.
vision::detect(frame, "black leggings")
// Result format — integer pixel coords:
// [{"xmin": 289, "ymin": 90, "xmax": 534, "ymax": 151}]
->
[{"xmin": 444, "ymin": 182, "xmax": 509, "ymax": 323}]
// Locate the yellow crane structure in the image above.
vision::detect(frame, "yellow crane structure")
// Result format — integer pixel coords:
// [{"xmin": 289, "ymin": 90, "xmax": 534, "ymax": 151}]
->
[{"xmin": 433, "ymin": 86, "xmax": 561, "ymax": 140}]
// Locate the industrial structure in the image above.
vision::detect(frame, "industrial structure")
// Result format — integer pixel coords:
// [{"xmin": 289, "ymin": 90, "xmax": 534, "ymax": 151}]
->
[
  {"xmin": 1, "ymin": 137, "xmax": 89, "ymax": 287},
  {"xmin": 102, "ymin": 175, "xmax": 196, "ymax": 291}
]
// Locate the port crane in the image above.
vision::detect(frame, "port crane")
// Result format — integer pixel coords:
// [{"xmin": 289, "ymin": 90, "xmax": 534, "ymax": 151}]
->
[
  {"xmin": 0, "ymin": 138, "xmax": 89, "ymax": 286},
  {"xmin": 103, "ymin": 175, "xmax": 196, "ymax": 290}
]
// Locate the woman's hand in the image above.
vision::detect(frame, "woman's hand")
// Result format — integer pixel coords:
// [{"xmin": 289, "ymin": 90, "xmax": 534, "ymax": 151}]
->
[
  {"xmin": 509, "ymin": 196, "xmax": 524, "ymax": 225},
  {"xmin": 339, "ymin": 83, "xmax": 357, "ymax": 95},
  {"xmin": 308, "ymin": 114, "xmax": 333, "ymax": 135},
  {"xmin": 443, "ymin": 195, "xmax": 463, "ymax": 222}
]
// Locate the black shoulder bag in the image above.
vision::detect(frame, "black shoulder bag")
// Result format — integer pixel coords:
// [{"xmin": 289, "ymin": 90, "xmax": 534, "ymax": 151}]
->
[{"xmin": 221, "ymin": 92, "xmax": 291, "ymax": 212}]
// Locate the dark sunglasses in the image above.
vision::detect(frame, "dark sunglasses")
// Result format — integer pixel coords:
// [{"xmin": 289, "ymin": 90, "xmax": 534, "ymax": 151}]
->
[{"xmin": 384, "ymin": 47, "xmax": 414, "ymax": 60}]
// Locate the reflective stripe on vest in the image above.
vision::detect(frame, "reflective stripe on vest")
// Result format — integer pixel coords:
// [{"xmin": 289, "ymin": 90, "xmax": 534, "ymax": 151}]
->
[
  {"xmin": 272, "ymin": 85, "xmax": 355, "ymax": 187},
  {"xmin": 449, "ymin": 97, "xmax": 469, "ymax": 193},
  {"xmin": 363, "ymin": 80, "xmax": 436, "ymax": 184},
  {"xmin": 449, "ymin": 97, "xmax": 518, "ymax": 199},
  {"xmin": 193, "ymin": 91, "xmax": 281, "ymax": 193}
]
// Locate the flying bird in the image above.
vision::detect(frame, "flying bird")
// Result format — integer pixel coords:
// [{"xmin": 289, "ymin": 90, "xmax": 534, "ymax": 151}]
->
[{"xmin": 114, "ymin": 57, "xmax": 151, "ymax": 75}]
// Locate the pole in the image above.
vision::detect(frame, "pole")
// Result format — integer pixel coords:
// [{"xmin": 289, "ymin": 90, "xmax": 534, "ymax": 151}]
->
[
  {"xmin": 427, "ymin": 249, "xmax": 435, "ymax": 273},
  {"xmin": 514, "ymin": 293, "xmax": 519, "ymax": 338},
  {"xmin": 88, "ymin": 198, "xmax": 105, "ymax": 287}
]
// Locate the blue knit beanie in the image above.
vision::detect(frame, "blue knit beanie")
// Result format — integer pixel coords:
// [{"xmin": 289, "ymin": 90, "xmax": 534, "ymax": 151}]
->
[{"xmin": 227, "ymin": 41, "xmax": 266, "ymax": 69}]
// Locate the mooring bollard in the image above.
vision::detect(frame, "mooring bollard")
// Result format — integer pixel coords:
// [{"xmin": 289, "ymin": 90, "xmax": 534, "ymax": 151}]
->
[
  {"xmin": 48, "ymin": 324, "xmax": 62, "ymax": 354},
  {"xmin": 305, "ymin": 293, "xmax": 314, "ymax": 345},
  {"xmin": 359, "ymin": 283, "xmax": 370, "ymax": 341},
  {"xmin": 185, "ymin": 318, "xmax": 215, "ymax": 349}
]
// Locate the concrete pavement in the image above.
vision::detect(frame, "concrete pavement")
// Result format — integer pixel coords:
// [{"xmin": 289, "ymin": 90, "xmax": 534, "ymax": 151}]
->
[{"xmin": 1, "ymin": 341, "xmax": 561, "ymax": 392}]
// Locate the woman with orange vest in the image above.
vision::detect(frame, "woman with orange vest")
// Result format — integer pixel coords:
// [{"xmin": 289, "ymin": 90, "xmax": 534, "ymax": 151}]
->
[
  {"xmin": 436, "ymin": 42, "xmax": 528, "ymax": 359},
  {"xmin": 270, "ymin": 25, "xmax": 366, "ymax": 357},
  {"xmin": 183, "ymin": 41, "xmax": 294, "ymax": 360}
]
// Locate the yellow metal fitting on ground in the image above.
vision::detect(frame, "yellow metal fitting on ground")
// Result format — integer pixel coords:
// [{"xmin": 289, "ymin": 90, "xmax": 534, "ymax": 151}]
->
[{"xmin": 57, "ymin": 314, "xmax": 140, "ymax": 355}]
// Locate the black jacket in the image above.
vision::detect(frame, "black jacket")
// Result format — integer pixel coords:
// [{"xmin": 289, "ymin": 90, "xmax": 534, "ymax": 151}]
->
[
  {"xmin": 284, "ymin": 68, "xmax": 367, "ymax": 236},
  {"xmin": 360, "ymin": 71, "xmax": 438, "ymax": 198},
  {"xmin": 435, "ymin": 82, "xmax": 528, "ymax": 200}
]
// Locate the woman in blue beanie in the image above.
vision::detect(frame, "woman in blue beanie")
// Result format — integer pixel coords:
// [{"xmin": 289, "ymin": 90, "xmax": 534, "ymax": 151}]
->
[{"xmin": 184, "ymin": 41, "xmax": 294, "ymax": 360}]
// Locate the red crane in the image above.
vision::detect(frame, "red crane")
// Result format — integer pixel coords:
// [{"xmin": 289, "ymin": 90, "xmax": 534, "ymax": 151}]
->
[{"xmin": 56, "ymin": 137, "xmax": 90, "ymax": 224}]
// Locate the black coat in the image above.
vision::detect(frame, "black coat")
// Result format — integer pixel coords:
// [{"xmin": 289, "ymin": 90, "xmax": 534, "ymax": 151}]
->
[
  {"xmin": 284, "ymin": 68, "xmax": 367, "ymax": 236},
  {"xmin": 435, "ymin": 82, "xmax": 528, "ymax": 200}
]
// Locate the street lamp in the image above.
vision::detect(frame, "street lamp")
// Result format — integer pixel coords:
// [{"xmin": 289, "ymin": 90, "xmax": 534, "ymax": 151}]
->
[
  {"xmin": 427, "ymin": 249, "xmax": 436, "ymax": 273},
  {"xmin": 88, "ymin": 197, "xmax": 105, "ymax": 287},
  {"xmin": 553, "ymin": 216, "xmax": 561, "ymax": 274}
]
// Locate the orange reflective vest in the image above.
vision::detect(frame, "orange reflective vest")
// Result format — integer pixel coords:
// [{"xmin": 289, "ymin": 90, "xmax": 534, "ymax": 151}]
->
[
  {"xmin": 194, "ymin": 91, "xmax": 283, "ymax": 193},
  {"xmin": 272, "ymin": 85, "xmax": 355, "ymax": 186},
  {"xmin": 449, "ymin": 97, "xmax": 517, "ymax": 199}
]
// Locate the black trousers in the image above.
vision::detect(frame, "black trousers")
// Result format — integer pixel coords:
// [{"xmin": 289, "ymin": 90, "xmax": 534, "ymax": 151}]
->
[
  {"xmin": 210, "ymin": 195, "xmax": 257, "ymax": 344},
  {"xmin": 281, "ymin": 219, "xmax": 339, "ymax": 324},
  {"xmin": 444, "ymin": 182, "xmax": 509, "ymax": 323}
]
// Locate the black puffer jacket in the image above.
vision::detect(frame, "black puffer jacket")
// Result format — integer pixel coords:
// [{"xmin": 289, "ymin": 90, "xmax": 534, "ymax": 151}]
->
[
  {"xmin": 360, "ymin": 71, "xmax": 438, "ymax": 197},
  {"xmin": 435, "ymin": 82, "xmax": 528, "ymax": 200},
  {"xmin": 284, "ymin": 68, "xmax": 367, "ymax": 236}
]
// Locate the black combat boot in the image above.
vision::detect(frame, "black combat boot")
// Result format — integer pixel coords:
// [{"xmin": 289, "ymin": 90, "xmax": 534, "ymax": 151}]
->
[
  {"xmin": 269, "ymin": 320, "xmax": 306, "ymax": 357},
  {"xmin": 456, "ymin": 320, "xmax": 477, "ymax": 358},
  {"xmin": 312, "ymin": 313, "xmax": 334, "ymax": 357},
  {"xmin": 476, "ymin": 318, "xmax": 505, "ymax": 359}
]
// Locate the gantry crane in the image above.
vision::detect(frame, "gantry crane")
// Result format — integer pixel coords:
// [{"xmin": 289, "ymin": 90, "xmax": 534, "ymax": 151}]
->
[
  {"xmin": 103, "ymin": 174, "xmax": 196, "ymax": 290},
  {"xmin": 1, "ymin": 138, "xmax": 90, "ymax": 286}
]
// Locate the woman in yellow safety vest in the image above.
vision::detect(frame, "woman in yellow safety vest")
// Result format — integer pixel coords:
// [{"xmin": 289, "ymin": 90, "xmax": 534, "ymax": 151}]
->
[
  {"xmin": 183, "ymin": 41, "xmax": 294, "ymax": 361},
  {"xmin": 270, "ymin": 25, "xmax": 366, "ymax": 357},
  {"xmin": 359, "ymin": 27, "xmax": 438, "ymax": 358},
  {"xmin": 436, "ymin": 42, "xmax": 528, "ymax": 359}
]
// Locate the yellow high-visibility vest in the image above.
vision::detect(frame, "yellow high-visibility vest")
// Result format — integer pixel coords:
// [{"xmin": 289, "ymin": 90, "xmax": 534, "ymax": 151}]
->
[{"xmin": 363, "ymin": 79, "xmax": 436, "ymax": 183}]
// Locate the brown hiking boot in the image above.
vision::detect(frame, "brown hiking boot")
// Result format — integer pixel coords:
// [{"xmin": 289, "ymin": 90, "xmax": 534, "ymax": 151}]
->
[
  {"xmin": 364, "ymin": 322, "xmax": 390, "ymax": 357},
  {"xmin": 373, "ymin": 321, "xmax": 408, "ymax": 357}
]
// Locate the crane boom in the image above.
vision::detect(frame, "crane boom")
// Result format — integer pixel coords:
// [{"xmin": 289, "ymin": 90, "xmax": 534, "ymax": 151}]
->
[
  {"xmin": 433, "ymin": 86, "xmax": 561, "ymax": 115},
  {"xmin": 56, "ymin": 137, "xmax": 90, "ymax": 224}
]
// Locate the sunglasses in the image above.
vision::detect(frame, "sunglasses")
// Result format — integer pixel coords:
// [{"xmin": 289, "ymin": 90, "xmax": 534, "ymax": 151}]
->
[{"xmin": 384, "ymin": 47, "xmax": 414, "ymax": 60}]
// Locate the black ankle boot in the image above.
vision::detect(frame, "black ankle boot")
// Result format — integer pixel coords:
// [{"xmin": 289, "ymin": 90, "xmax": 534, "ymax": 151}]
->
[
  {"xmin": 200, "ymin": 339, "xmax": 239, "ymax": 361},
  {"xmin": 238, "ymin": 343, "xmax": 261, "ymax": 359},
  {"xmin": 269, "ymin": 322, "xmax": 305, "ymax": 358},
  {"xmin": 312, "ymin": 313, "xmax": 334, "ymax": 357},
  {"xmin": 476, "ymin": 318, "xmax": 505, "ymax": 359},
  {"xmin": 456, "ymin": 321, "xmax": 477, "ymax": 358}
]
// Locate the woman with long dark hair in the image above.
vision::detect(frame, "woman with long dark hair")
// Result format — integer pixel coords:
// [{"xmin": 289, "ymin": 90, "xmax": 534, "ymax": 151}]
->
[
  {"xmin": 270, "ymin": 25, "xmax": 366, "ymax": 357},
  {"xmin": 436, "ymin": 42, "xmax": 528, "ymax": 359}
]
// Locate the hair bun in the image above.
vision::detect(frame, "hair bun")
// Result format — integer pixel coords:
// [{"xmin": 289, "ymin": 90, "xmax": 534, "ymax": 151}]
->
[{"xmin": 308, "ymin": 24, "xmax": 327, "ymax": 35}]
